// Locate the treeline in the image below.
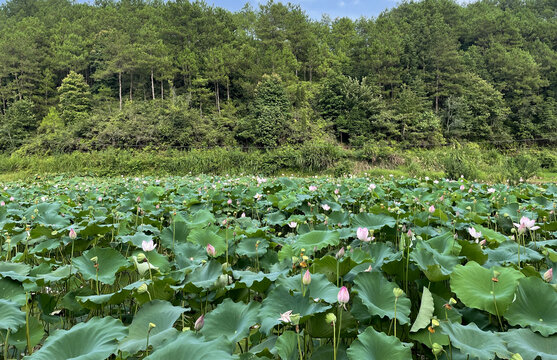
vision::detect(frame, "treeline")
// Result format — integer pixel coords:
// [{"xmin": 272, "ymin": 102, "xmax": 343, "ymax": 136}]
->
[{"xmin": 0, "ymin": 0, "xmax": 556, "ymax": 153}]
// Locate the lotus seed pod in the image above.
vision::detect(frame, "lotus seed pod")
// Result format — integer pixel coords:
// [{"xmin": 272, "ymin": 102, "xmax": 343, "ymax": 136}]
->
[
  {"xmin": 137, "ymin": 283, "xmax": 148, "ymax": 294},
  {"xmin": 393, "ymin": 288, "xmax": 404, "ymax": 298},
  {"xmin": 136, "ymin": 253, "xmax": 146, "ymax": 262},
  {"xmin": 325, "ymin": 313, "xmax": 337, "ymax": 324},
  {"xmin": 432, "ymin": 343, "xmax": 443, "ymax": 355}
]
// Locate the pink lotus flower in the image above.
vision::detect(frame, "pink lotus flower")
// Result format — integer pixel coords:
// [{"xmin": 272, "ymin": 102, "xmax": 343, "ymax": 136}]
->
[
  {"xmin": 278, "ymin": 310, "xmax": 293, "ymax": 323},
  {"xmin": 335, "ymin": 247, "xmax": 345, "ymax": 259},
  {"xmin": 9, "ymin": 197, "xmax": 14, "ymax": 201},
  {"xmin": 338, "ymin": 286, "xmax": 349, "ymax": 306},
  {"xmin": 69, "ymin": 228, "xmax": 77, "ymax": 239},
  {"xmin": 487, "ymin": 188, "xmax": 496, "ymax": 194},
  {"xmin": 513, "ymin": 216, "xmax": 540, "ymax": 234},
  {"xmin": 369, "ymin": 184, "xmax": 376, "ymax": 191},
  {"xmin": 288, "ymin": 222, "xmax": 297, "ymax": 229},
  {"xmin": 241, "ymin": 212, "xmax": 246, "ymax": 218},
  {"xmin": 309, "ymin": 185, "xmax": 317, "ymax": 192},
  {"xmin": 429, "ymin": 205, "xmax": 435, "ymax": 213},
  {"xmin": 141, "ymin": 239, "xmax": 156, "ymax": 252},
  {"xmin": 322, "ymin": 204, "xmax": 330, "ymax": 211},
  {"xmin": 254, "ymin": 193, "xmax": 262, "ymax": 201},
  {"xmin": 544, "ymin": 268, "xmax": 553, "ymax": 282},
  {"xmin": 334, "ymin": 188, "xmax": 339, "ymax": 195},
  {"xmin": 0, "ymin": 201, "xmax": 4, "ymax": 206},
  {"xmin": 227, "ymin": 199, "xmax": 232, "ymax": 205},
  {"xmin": 357, "ymin": 227, "xmax": 372, "ymax": 242},
  {"xmin": 468, "ymin": 227, "xmax": 482, "ymax": 241},
  {"xmin": 194, "ymin": 315, "xmax": 204, "ymax": 331},
  {"xmin": 136, "ymin": 196, "xmax": 141, "ymax": 203},
  {"xmin": 364, "ymin": 265, "xmax": 372, "ymax": 272},
  {"xmin": 206, "ymin": 243, "xmax": 216, "ymax": 257},
  {"xmin": 460, "ymin": 185, "xmax": 465, "ymax": 191},
  {"xmin": 302, "ymin": 270, "xmax": 311, "ymax": 285}
]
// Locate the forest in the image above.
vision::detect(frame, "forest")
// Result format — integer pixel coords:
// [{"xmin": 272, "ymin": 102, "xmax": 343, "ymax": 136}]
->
[{"xmin": 0, "ymin": 0, "xmax": 556, "ymax": 153}]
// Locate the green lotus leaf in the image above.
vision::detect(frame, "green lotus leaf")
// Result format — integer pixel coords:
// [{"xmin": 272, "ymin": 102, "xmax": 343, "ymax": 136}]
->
[
  {"xmin": 0, "ymin": 299, "xmax": 26, "ymax": 331},
  {"xmin": 119, "ymin": 232, "xmax": 153, "ymax": 248},
  {"xmin": 232, "ymin": 269, "xmax": 288, "ymax": 292},
  {"xmin": 499, "ymin": 328, "xmax": 557, "ymax": 360},
  {"xmin": 450, "ymin": 261, "xmax": 524, "ymax": 315},
  {"xmin": 292, "ymin": 231, "xmax": 340, "ymax": 255},
  {"xmin": 174, "ymin": 242, "xmax": 206, "ymax": 269},
  {"xmin": 236, "ymin": 237, "xmax": 269, "ymax": 258},
  {"xmin": 259, "ymin": 286, "xmax": 330, "ymax": 335},
  {"xmin": 183, "ymin": 260, "xmax": 223, "ymax": 292},
  {"xmin": 0, "ymin": 278, "xmax": 26, "ymax": 306},
  {"xmin": 144, "ymin": 332, "xmax": 233, "ymax": 360},
  {"xmin": 202, "ymin": 298, "xmax": 260, "ymax": 343},
  {"xmin": 347, "ymin": 326, "xmax": 412, "ymax": 360},
  {"xmin": 310, "ymin": 344, "xmax": 348, "ymax": 360},
  {"xmin": 72, "ymin": 247, "xmax": 130, "ymax": 285},
  {"xmin": 353, "ymin": 272, "xmax": 411, "ymax": 324},
  {"xmin": 25, "ymin": 203, "xmax": 70, "ymax": 228},
  {"xmin": 160, "ymin": 222, "xmax": 189, "ymax": 249},
  {"xmin": 410, "ymin": 287, "xmax": 435, "ymax": 332},
  {"xmin": 504, "ymin": 276, "xmax": 557, "ymax": 336},
  {"xmin": 275, "ymin": 331, "xmax": 298, "ymax": 360},
  {"xmin": 27, "ymin": 316, "xmax": 127, "ymax": 360},
  {"xmin": 187, "ymin": 229, "xmax": 226, "ymax": 256},
  {"xmin": 312, "ymin": 255, "xmax": 358, "ymax": 284},
  {"xmin": 6, "ymin": 316, "xmax": 44, "ymax": 351},
  {"xmin": 484, "ymin": 241, "xmax": 543, "ymax": 267},
  {"xmin": 35, "ymin": 265, "xmax": 76, "ymax": 286},
  {"xmin": 472, "ymin": 225, "xmax": 508, "ymax": 243},
  {"xmin": 187, "ymin": 209, "xmax": 216, "ymax": 228},
  {"xmin": 277, "ymin": 273, "xmax": 340, "ymax": 303},
  {"xmin": 353, "ymin": 213, "xmax": 397, "ymax": 230},
  {"xmin": 119, "ymin": 300, "xmax": 186, "ymax": 354},
  {"xmin": 0, "ymin": 261, "xmax": 31, "ymax": 281},
  {"xmin": 439, "ymin": 322, "xmax": 509, "ymax": 360}
]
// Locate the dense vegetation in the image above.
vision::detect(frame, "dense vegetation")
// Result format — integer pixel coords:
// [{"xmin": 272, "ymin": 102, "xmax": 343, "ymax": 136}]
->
[
  {"xmin": 0, "ymin": 0, "xmax": 556, "ymax": 154},
  {"xmin": 0, "ymin": 176, "xmax": 556, "ymax": 359}
]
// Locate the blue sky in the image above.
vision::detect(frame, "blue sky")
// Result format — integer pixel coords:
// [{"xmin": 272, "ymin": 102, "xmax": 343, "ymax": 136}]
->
[{"xmin": 208, "ymin": 0, "xmax": 400, "ymax": 19}]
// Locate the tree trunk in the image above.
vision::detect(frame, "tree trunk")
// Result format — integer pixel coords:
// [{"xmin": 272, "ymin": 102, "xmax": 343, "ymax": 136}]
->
[
  {"xmin": 151, "ymin": 69, "xmax": 155, "ymax": 100},
  {"xmin": 130, "ymin": 73, "xmax": 133, "ymax": 101},
  {"xmin": 119, "ymin": 71, "xmax": 122, "ymax": 110},
  {"xmin": 226, "ymin": 78, "xmax": 230, "ymax": 101},
  {"xmin": 435, "ymin": 69, "xmax": 439, "ymax": 113},
  {"xmin": 160, "ymin": 80, "xmax": 164, "ymax": 100}
]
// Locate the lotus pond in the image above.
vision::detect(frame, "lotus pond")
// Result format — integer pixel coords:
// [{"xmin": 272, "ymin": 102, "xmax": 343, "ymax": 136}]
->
[{"xmin": 0, "ymin": 176, "xmax": 556, "ymax": 360}]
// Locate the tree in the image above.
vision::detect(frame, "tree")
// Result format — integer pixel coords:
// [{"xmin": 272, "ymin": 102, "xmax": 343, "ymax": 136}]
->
[
  {"xmin": 0, "ymin": 99, "xmax": 36, "ymax": 150},
  {"xmin": 58, "ymin": 71, "xmax": 91, "ymax": 125},
  {"xmin": 240, "ymin": 74, "xmax": 291, "ymax": 148}
]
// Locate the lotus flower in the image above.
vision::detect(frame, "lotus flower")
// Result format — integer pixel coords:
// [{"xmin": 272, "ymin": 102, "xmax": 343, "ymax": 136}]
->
[
  {"xmin": 9, "ymin": 197, "xmax": 14, "ymax": 201},
  {"xmin": 334, "ymin": 188, "xmax": 339, "ymax": 195},
  {"xmin": 429, "ymin": 205, "xmax": 435, "ymax": 213},
  {"xmin": 369, "ymin": 184, "xmax": 376, "ymax": 190},
  {"xmin": 227, "ymin": 199, "xmax": 232, "ymax": 204},
  {"xmin": 321, "ymin": 204, "xmax": 330, "ymax": 211},
  {"xmin": 278, "ymin": 310, "xmax": 293, "ymax": 323},
  {"xmin": 141, "ymin": 239, "xmax": 157, "ymax": 252},
  {"xmin": 0, "ymin": 201, "xmax": 4, "ymax": 206},
  {"xmin": 69, "ymin": 228, "xmax": 77, "ymax": 239},
  {"xmin": 302, "ymin": 270, "xmax": 311, "ymax": 285},
  {"xmin": 513, "ymin": 216, "xmax": 540, "ymax": 234},
  {"xmin": 460, "ymin": 185, "xmax": 465, "ymax": 191},
  {"xmin": 309, "ymin": 185, "xmax": 317, "ymax": 192},
  {"xmin": 357, "ymin": 227, "xmax": 372, "ymax": 242},
  {"xmin": 468, "ymin": 227, "xmax": 482, "ymax": 241},
  {"xmin": 335, "ymin": 247, "xmax": 345, "ymax": 259},
  {"xmin": 194, "ymin": 315, "xmax": 204, "ymax": 331},
  {"xmin": 487, "ymin": 188, "xmax": 496, "ymax": 194},
  {"xmin": 206, "ymin": 243, "xmax": 216, "ymax": 257},
  {"xmin": 544, "ymin": 268, "xmax": 553, "ymax": 282},
  {"xmin": 337, "ymin": 286, "xmax": 349, "ymax": 306},
  {"xmin": 288, "ymin": 221, "xmax": 297, "ymax": 229}
]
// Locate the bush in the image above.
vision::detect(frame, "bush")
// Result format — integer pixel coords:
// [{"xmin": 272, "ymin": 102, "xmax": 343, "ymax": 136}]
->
[
  {"xmin": 506, "ymin": 153, "xmax": 540, "ymax": 184},
  {"xmin": 443, "ymin": 144, "xmax": 480, "ymax": 180}
]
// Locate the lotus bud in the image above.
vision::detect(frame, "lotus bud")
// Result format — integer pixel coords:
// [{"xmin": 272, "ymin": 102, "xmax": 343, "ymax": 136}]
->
[
  {"xmin": 393, "ymin": 288, "xmax": 404, "ymax": 298},
  {"xmin": 544, "ymin": 268, "xmax": 553, "ymax": 282},
  {"xmin": 335, "ymin": 247, "xmax": 345, "ymax": 259},
  {"xmin": 337, "ymin": 286, "xmax": 349, "ymax": 305},
  {"xmin": 302, "ymin": 270, "xmax": 311, "ymax": 286},
  {"xmin": 148, "ymin": 322, "xmax": 156, "ymax": 329},
  {"xmin": 69, "ymin": 228, "xmax": 77, "ymax": 239},
  {"xmin": 432, "ymin": 343, "xmax": 443, "ymax": 355},
  {"xmin": 194, "ymin": 315, "xmax": 204, "ymax": 331},
  {"xmin": 137, "ymin": 283, "xmax": 148, "ymax": 294},
  {"xmin": 136, "ymin": 253, "xmax": 146, "ymax": 262},
  {"xmin": 206, "ymin": 243, "xmax": 216, "ymax": 257},
  {"xmin": 325, "ymin": 313, "xmax": 337, "ymax": 325}
]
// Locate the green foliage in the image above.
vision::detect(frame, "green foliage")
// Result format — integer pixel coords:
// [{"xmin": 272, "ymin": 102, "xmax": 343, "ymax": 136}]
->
[
  {"xmin": 58, "ymin": 70, "xmax": 91, "ymax": 125},
  {"xmin": 0, "ymin": 100, "xmax": 36, "ymax": 151}
]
